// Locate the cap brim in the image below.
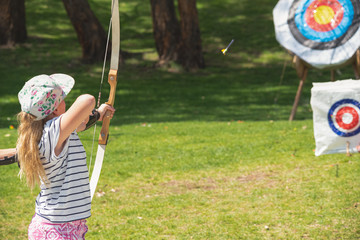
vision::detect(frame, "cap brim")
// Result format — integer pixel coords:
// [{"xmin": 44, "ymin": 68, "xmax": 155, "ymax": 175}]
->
[{"xmin": 50, "ymin": 73, "xmax": 75, "ymax": 95}]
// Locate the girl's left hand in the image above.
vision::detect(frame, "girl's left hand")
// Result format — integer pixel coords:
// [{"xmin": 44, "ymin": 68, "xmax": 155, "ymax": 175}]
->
[{"xmin": 97, "ymin": 104, "xmax": 116, "ymax": 121}]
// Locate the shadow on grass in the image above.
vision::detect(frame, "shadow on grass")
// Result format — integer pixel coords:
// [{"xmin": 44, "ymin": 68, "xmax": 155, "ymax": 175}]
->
[{"xmin": 0, "ymin": 46, "xmax": 357, "ymax": 128}]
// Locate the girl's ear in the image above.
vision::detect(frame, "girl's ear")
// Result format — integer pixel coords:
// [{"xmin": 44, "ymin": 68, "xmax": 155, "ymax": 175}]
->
[
  {"xmin": 52, "ymin": 101, "xmax": 65, "ymax": 117},
  {"xmin": 52, "ymin": 108, "xmax": 60, "ymax": 116},
  {"xmin": 51, "ymin": 107, "xmax": 62, "ymax": 118}
]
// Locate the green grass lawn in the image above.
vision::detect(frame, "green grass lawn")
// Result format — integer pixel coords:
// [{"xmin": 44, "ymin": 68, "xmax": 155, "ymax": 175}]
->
[{"xmin": 0, "ymin": 0, "xmax": 359, "ymax": 239}]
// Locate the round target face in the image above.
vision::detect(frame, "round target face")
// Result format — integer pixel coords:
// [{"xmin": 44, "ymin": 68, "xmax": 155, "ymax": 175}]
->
[
  {"xmin": 288, "ymin": 0, "xmax": 360, "ymax": 50},
  {"xmin": 328, "ymin": 99, "xmax": 360, "ymax": 137}
]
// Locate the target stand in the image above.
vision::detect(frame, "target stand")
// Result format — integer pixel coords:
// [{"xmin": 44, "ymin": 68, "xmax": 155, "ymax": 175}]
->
[
  {"xmin": 289, "ymin": 49, "xmax": 360, "ymax": 121},
  {"xmin": 273, "ymin": 0, "xmax": 360, "ymax": 121}
]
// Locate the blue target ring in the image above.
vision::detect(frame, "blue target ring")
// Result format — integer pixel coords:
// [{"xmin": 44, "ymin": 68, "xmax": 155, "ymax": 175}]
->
[
  {"xmin": 288, "ymin": 0, "xmax": 360, "ymax": 50},
  {"xmin": 295, "ymin": 0, "xmax": 354, "ymax": 42},
  {"xmin": 328, "ymin": 99, "xmax": 360, "ymax": 137}
]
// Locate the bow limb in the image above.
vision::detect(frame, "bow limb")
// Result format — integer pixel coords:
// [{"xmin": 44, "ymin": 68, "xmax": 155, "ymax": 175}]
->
[{"xmin": 90, "ymin": 0, "xmax": 120, "ymax": 201}]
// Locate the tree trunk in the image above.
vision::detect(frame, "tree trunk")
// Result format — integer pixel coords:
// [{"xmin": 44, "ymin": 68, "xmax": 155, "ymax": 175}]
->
[
  {"xmin": 0, "ymin": 0, "xmax": 27, "ymax": 46},
  {"xmin": 62, "ymin": 0, "xmax": 112, "ymax": 63},
  {"xmin": 150, "ymin": 0, "xmax": 181, "ymax": 66},
  {"xmin": 177, "ymin": 0, "xmax": 204, "ymax": 70}
]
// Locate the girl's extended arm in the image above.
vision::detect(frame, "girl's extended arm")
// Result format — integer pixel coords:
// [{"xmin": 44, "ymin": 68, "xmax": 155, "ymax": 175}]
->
[
  {"xmin": 54, "ymin": 95, "xmax": 115, "ymax": 155},
  {"xmin": 56, "ymin": 94, "xmax": 95, "ymax": 155}
]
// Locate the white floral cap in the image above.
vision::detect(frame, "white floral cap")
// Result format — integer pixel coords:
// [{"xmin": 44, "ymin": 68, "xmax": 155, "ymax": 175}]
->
[{"xmin": 18, "ymin": 74, "xmax": 75, "ymax": 120}]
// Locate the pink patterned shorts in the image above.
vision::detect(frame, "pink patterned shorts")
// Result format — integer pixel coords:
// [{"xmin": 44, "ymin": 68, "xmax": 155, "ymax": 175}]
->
[{"xmin": 28, "ymin": 214, "xmax": 88, "ymax": 240}]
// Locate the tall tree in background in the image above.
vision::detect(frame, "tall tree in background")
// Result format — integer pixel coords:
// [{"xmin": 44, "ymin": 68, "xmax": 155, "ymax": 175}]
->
[
  {"xmin": 150, "ymin": 0, "xmax": 204, "ymax": 70},
  {"xmin": 177, "ymin": 0, "xmax": 204, "ymax": 70},
  {"xmin": 150, "ymin": 0, "xmax": 181, "ymax": 66},
  {"xmin": 62, "ymin": 0, "xmax": 122, "ymax": 63},
  {"xmin": 0, "ymin": 0, "xmax": 27, "ymax": 46}
]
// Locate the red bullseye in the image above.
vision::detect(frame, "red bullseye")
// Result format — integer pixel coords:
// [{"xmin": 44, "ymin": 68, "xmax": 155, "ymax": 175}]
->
[
  {"xmin": 305, "ymin": 0, "xmax": 344, "ymax": 32},
  {"xmin": 335, "ymin": 106, "xmax": 359, "ymax": 129}
]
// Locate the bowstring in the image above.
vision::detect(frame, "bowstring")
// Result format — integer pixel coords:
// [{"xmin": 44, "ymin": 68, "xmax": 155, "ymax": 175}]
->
[{"xmin": 88, "ymin": 1, "xmax": 114, "ymax": 175}]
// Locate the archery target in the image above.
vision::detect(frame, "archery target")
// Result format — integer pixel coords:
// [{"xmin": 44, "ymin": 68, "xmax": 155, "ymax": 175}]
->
[
  {"xmin": 273, "ymin": 0, "xmax": 360, "ymax": 69},
  {"xmin": 311, "ymin": 79, "xmax": 360, "ymax": 155},
  {"xmin": 328, "ymin": 99, "xmax": 360, "ymax": 137},
  {"xmin": 288, "ymin": 0, "xmax": 360, "ymax": 50}
]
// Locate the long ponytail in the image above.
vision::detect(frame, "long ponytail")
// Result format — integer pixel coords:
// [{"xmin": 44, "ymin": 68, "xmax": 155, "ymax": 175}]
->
[{"xmin": 16, "ymin": 112, "xmax": 48, "ymax": 189}]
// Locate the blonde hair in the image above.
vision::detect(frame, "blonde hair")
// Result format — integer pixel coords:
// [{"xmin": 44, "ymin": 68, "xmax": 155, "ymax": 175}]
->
[{"xmin": 16, "ymin": 112, "xmax": 48, "ymax": 189}]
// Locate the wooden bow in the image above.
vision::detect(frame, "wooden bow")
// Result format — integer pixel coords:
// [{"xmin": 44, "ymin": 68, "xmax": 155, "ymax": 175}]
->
[{"xmin": 89, "ymin": 0, "xmax": 120, "ymax": 200}]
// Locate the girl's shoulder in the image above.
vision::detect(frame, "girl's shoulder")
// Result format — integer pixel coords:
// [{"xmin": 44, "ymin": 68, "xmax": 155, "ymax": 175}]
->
[
  {"xmin": 44, "ymin": 116, "xmax": 61, "ymax": 129},
  {"xmin": 40, "ymin": 116, "xmax": 69, "ymax": 162}
]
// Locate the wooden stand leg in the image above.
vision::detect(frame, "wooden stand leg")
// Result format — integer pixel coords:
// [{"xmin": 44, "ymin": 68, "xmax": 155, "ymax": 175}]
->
[
  {"xmin": 353, "ymin": 63, "xmax": 360, "ymax": 79},
  {"xmin": 354, "ymin": 49, "xmax": 360, "ymax": 79},
  {"xmin": 289, "ymin": 67, "xmax": 308, "ymax": 121},
  {"xmin": 331, "ymin": 70, "xmax": 335, "ymax": 81}
]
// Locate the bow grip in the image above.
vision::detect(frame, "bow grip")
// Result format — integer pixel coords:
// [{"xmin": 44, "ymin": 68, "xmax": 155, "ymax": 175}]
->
[
  {"xmin": 98, "ymin": 69, "xmax": 117, "ymax": 145},
  {"xmin": 98, "ymin": 110, "xmax": 111, "ymax": 145}
]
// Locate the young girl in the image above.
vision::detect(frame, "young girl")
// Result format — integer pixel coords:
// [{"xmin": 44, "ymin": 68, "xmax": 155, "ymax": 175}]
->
[{"xmin": 16, "ymin": 73, "xmax": 115, "ymax": 239}]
